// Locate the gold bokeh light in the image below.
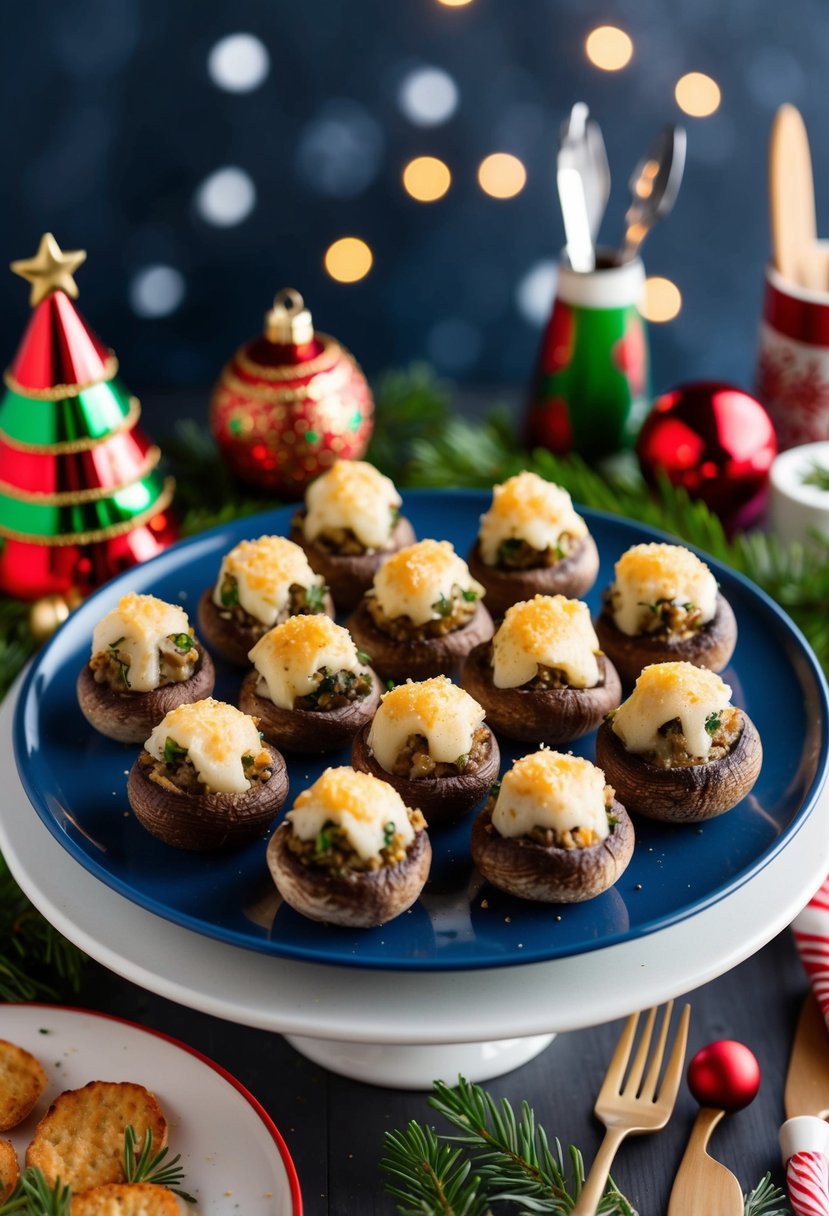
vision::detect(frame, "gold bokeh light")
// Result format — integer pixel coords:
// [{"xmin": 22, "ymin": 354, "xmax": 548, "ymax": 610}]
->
[
  {"xmin": 403, "ymin": 156, "xmax": 452, "ymax": 202},
  {"xmin": 675, "ymin": 72, "xmax": 721, "ymax": 117},
  {"xmin": 585, "ymin": 26, "xmax": 633, "ymax": 71},
  {"xmin": 436, "ymin": 0, "xmax": 475, "ymax": 6},
  {"xmin": 324, "ymin": 237, "xmax": 373, "ymax": 283},
  {"xmin": 477, "ymin": 153, "xmax": 526, "ymax": 199},
  {"xmin": 641, "ymin": 276, "xmax": 682, "ymax": 323}
]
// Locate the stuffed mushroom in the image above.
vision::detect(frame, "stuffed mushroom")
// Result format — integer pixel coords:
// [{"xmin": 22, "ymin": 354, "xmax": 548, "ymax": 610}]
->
[
  {"xmin": 351, "ymin": 675, "xmax": 500, "ymax": 827},
  {"xmin": 197, "ymin": 533, "xmax": 334, "ymax": 666},
  {"xmin": 471, "ymin": 749, "xmax": 634, "ymax": 903},
  {"xmin": 594, "ymin": 542, "xmax": 737, "ymax": 684},
  {"xmin": 76, "ymin": 592, "xmax": 215, "ymax": 743},
  {"xmin": 127, "ymin": 697, "xmax": 288, "ymax": 850},
  {"xmin": 290, "ymin": 459, "xmax": 416, "ymax": 609},
  {"xmin": 345, "ymin": 538, "xmax": 493, "ymax": 683},
  {"xmin": 266, "ymin": 766, "xmax": 431, "ymax": 927},
  {"xmin": 595, "ymin": 661, "xmax": 762, "ymax": 823},
  {"xmin": 239, "ymin": 613, "xmax": 382, "ymax": 753},
  {"xmin": 467, "ymin": 471, "xmax": 599, "ymax": 620},
  {"xmin": 460, "ymin": 594, "xmax": 621, "ymax": 745}
]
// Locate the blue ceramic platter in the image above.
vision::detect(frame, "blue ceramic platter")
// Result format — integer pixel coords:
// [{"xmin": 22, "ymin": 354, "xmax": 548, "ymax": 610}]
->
[{"xmin": 13, "ymin": 490, "xmax": 829, "ymax": 971}]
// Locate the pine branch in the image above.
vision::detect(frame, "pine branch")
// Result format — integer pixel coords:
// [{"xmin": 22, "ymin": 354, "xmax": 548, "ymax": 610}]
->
[
  {"xmin": 0, "ymin": 596, "xmax": 37, "ymax": 701},
  {"xmin": 0, "ymin": 854, "xmax": 85, "ymax": 1001},
  {"xmin": 743, "ymin": 1173, "xmax": 792, "ymax": 1216},
  {"xmin": 367, "ymin": 363, "xmax": 454, "ymax": 482},
  {"xmin": 381, "ymin": 1122, "xmax": 488, "ymax": 1216}
]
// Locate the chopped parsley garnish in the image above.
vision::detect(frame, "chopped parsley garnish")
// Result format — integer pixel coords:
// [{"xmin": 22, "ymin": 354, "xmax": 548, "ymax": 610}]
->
[
  {"xmin": 219, "ymin": 573, "xmax": 239, "ymax": 607},
  {"xmin": 386, "ymin": 679, "xmax": 396, "ymax": 692},
  {"xmin": 432, "ymin": 593, "xmax": 453, "ymax": 618},
  {"xmin": 802, "ymin": 461, "xmax": 829, "ymax": 491},
  {"xmin": 168, "ymin": 632, "xmax": 194, "ymax": 652},
  {"xmin": 383, "ymin": 821, "xmax": 396, "ymax": 847},
  {"xmin": 461, "ymin": 588, "xmax": 479, "ymax": 603},
  {"xmin": 455, "ymin": 753, "xmax": 468, "ymax": 770},
  {"xmin": 488, "ymin": 780, "xmax": 501, "ymax": 799},
  {"xmin": 305, "ymin": 582, "xmax": 327, "ymax": 612},
  {"xmin": 705, "ymin": 711, "xmax": 722, "ymax": 736},
  {"xmin": 314, "ymin": 825, "xmax": 335, "ymax": 855},
  {"xmin": 497, "ymin": 538, "xmax": 523, "ymax": 563},
  {"xmin": 356, "ymin": 648, "xmax": 373, "ymax": 665},
  {"xmin": 163, "ymin": 736, "xmax": 188, "ymax": 765},
  {"xmin": 107, "ymin": 637, "xmax": 131, "ymax": 689},
  {"xmin": 241, "ymin": 753, "xmax": 255, "ymax": 767}
]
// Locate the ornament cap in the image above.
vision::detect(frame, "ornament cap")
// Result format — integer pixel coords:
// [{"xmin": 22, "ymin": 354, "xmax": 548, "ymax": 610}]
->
[{"xmin": 264, "ymin": 288, "xmax": 314, "ymax": 344}]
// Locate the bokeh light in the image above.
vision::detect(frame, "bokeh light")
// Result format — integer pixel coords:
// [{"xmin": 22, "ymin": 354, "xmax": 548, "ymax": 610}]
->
[
  {"xmin": 195, "ymin": 167, "xmax": 256, "ymax": 226},
  {"xmin": 130, "ymin": 265, "xmax": 186, "ymax": 318},
  {"xmin": 516, "ymin": 260, "xmax": 557, "ymax": 326},
  {"xmin": 585, "ymin": 26, "xmax": 633, "ymax": 71},
  {"xmin": 403, "ymin": 156, "xmax": 452, "ymax": 202},
  {"xmin": 435, "ymin": 0, "xmax": 475, "ymax": 7},
  {"xmin": 641, "ymin": 276, "xmax": 682, "ymax": 322},
  {"xmin": 296, "ymin": 100, "xmax": 384, "ymax": 199},
  {"xmin": 478, "ymin": 153, "xmax": 526, "ymax": 199},
  {"xmin": 207, "ymin": 33, "xmax": 270, "ymax": 93},
  {"xmin": 324, "ymin": 237, "xmax": 373, "ymax": 283},
  {"xmin": 398, "ymin": 66, "xmax": 459, "ymax": 126},
  {"xmin": 675, "ymin": 72, "xmax": 721, "ymax": 117}
]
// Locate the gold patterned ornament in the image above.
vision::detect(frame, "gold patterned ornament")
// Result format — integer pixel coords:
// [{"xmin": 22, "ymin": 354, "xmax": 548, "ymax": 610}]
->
[{"xmin": 209, "ymin": 288, "xmax": 374, "ymax": 496}]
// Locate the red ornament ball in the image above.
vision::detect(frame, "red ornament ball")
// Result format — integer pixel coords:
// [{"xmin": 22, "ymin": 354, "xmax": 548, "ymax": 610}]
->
[
  {"xmin": 636, "ymin": 381, "xmax": 777, "ymax": 531},
  {"xmin": 686, "ymin": 1040, "xmax": 761, "ymax": 1111}
]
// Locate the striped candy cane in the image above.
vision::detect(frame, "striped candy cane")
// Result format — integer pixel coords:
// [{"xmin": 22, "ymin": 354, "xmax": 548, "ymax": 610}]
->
[
  {"xmin": 781, "ymin": 1118, "xmax": 829, "ymax": 1216},
  {"xmin": 793, "ymin": 876, "xmax": 829, "ymax": 1025}
]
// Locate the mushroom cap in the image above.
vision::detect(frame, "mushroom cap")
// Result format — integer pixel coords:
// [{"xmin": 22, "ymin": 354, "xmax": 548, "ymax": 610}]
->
[
  {"xmin": 76, "ymin": 643, "xmax": 216, "ymax": 743},
  {"xmin": 460, "ymin": 642, "xmax": 621, "ymax": 745},
  {"xmin": 594, "ymin": 591, "xmax": 738, "ymax": 686},
  {"xmin": 344, "ymin": 598, "xmax": 494, "ymax": 683},
  {"xmin": 127, "ymin": 742, "xmax": 289, "ymax": 851},
  {"xmin": 266, "ymin": 819, "xmax": 431, "ymax": 927},
  {"xmin": 471, "ymin": 798, "xmax": 634, "ymax": 903},
  {"xmin": 351, "ymin": 721, "xmax": 500, "ymax": 828},
  {"xmin": 196, "ymin": 588, "xmax": 336, "ymax": 667},
  {"xmin": 594, "ymin": 709, "xmax": 763, "ymax": 823},
  {"xmin": 467, "ymin": 533, "xmax": 600, "ymax": 621},
  {"xmin": 239, "ymin": 666, "xmax": 383, "ymax": 754},
  {"xmin": 290, "ymin": 514, "xmax": 417, "ymax": 610}
]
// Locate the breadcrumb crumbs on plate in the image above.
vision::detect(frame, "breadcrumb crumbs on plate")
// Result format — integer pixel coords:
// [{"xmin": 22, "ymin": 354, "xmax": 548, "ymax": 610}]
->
[
  {"xmin": 480, "ymin": 898, "xmax": 489, "ymax": 908},
  {"xmin": 504, "ymin": 916, "xmax": 511, "ymax": 923}
]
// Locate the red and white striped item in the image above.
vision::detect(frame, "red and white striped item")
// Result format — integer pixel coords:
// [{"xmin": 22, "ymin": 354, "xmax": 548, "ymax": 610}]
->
[{"xmin": 793, "ymin": 876, "xmax": 829, "ymax": 1021}]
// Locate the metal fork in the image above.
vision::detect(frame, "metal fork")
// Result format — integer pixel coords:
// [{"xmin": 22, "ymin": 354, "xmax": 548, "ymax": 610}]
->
[{"xmin": 572, "ymin": 1000, "xmax": 691, "ymax": 1216}]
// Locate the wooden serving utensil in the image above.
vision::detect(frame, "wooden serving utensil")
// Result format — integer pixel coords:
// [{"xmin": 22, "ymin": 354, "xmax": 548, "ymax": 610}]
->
[
  {"xmin": 667, "ymin": 1040, "xmax": 761, "ymax": 1216},
  {"xmin": 769, "ymin": 104, "xmax": 824, "ymax": 291}
]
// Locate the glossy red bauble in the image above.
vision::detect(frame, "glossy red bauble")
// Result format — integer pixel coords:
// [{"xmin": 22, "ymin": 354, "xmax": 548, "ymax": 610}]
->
[
  {"xmin": 636, "ymin": 381, "xmax": 777, "ymax": 531},
  {"xmin": 686, "ymin": 1039, "xmax": 761, "ymax": 1111}
]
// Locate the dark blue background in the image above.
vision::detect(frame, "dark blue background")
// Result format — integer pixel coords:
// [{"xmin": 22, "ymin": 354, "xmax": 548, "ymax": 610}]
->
[{"xmin": 0, "ymin": 0, "xmax": 821, "ymax": 400}]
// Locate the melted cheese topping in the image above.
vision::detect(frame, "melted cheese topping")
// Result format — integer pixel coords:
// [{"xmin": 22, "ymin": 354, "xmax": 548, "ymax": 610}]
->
[
  {"xmin": 492, "ymin": 595, "xmax": 600, "ymax": 690},
  {"xmin": 492, "ymin": 749, "xmax": 610, "ymax": 840},
  {"xmin": 478, "ymin": 471, "xmax": 588, "ymax": 566},
  {"xmin": 212, "ymin": 535, "xmax": 321, "ymax": 626},
  {"xmin": 368, "ymin": 676, "xmax": 486, "ymax": 771},
  {"xmin": 611, "ymin": 662, "xmax": 733, "ymax": 759},
  {"xmin": 145, "ymin": 698, "xmax": 266, "ymax": 795},
  {"xmin": 372, "ymin": 539, "xmax": 484, "ymax": 626},
  {"xmin": 612, "ymin": 543, "xmax": 718, "ymax": 636},
  {"xmin": 287, "ymin": 766, "xmax": 415, "ymax": 861},
  {"xmin": 303, "ymin": 460, "xmax": 402, "ymax": 551},
  {"xmin": 92, "ymin": 593, "xmax": 193, "ymax": 693},
  {"xmin": 249, "ymin": 615, "xmax": 367, "ymax": 709}
]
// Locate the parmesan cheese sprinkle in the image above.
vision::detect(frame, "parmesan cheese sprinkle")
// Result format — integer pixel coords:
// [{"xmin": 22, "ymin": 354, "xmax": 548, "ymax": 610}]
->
[
  {"xmin": 492, "ymin": 594, "xmax": 600, "ymax": 689},
  {"xmin": 212, "ymin": 535, "xmax": 322, "ymax": 626},
  {"xmin": 249, "ymin": 615, "xmax": 367, "ymax": 709},
  {"xmin": 92, "ymin": 593, "xmax": 193, "ymax": 693},
  {"xmin": 478, "ymin": 471, "xmax": 588, "ymax": 566},
  {"xmin": 303, "ymin": 460, "xmax": 402, "ymax": 551},
  {"xmin": 492, "ymin": 750, "xmax": 610, "ymax": 841},
  {"xmin": 287, "ymin": 767, "xmax": 416, "ymax": 861},
  {"xmin": 372, "ymin": 539, "xmax": 484, "ymax": 626},
  {"xmin": 611, "ymin": 662, "xmax": 733, "ymax": 759},
  {"xmin": 145, "ymin": 698, "xmax": 268, "ymax": 795},
  {"xmin": 368, "ymin": 676, "xmax": 486, "ymax": 771},
  {"xmin": 611, "ymin": 542, "xmax": 717, "ymax": 637}
]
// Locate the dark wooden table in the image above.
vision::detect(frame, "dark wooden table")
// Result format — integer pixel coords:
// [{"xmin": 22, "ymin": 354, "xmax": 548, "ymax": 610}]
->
[{"xmin": 68, "ymin": 926, "xmax": 807, "ymax": 1214}]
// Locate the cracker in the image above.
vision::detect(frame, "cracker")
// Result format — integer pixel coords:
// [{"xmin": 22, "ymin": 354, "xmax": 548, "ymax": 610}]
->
[
  {"xmin": 0, "ymin": 1138, "xmax": 19, "ymax": 1202},
  {"xmin": 0, "ymin": 1038, "xmax": 47, "ymax": 1131},
  {"xmin": 26, "ymin": 1080, "xmax": 167, "ymax": 1192},
  {"xmin": 70, "ymin": 1181, "xmax": 181, "ymax": 1215}
]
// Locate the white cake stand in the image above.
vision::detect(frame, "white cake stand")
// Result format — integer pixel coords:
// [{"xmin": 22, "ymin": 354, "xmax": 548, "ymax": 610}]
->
[{"xmin": 3, "ymin": 681, "xmax": 829, "ymax": 1088}]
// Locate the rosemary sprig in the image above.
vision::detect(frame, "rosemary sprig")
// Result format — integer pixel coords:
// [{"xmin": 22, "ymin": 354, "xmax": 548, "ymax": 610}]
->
[
  {"xmin": 744, "ymin": 1173, "xmax": 792, "ymax": 1216},
  {"xmin": 0, "ymin": 1168, "xmax": 71, "ymax": 1216},
  {"xmin": 123, "ymin": 1125, "xmax": 196, "ymax": 1204}
]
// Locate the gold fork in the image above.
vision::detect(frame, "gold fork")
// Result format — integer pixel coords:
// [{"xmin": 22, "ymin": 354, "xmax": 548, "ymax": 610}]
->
[{"xmin": 572, "ymin": 1000, "xmax": 691, "ymax": 1216}]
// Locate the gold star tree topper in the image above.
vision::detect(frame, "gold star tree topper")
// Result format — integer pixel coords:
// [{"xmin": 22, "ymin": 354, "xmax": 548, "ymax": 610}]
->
[{"xmin": 10, "ymin": 233, "xmax": 87, "ymax": 307}]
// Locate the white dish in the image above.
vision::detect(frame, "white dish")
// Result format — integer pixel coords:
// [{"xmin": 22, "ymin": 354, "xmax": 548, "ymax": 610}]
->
[
  {"xmin": 0, "ymin": 1003, "xmax": 302, "ymax": 1214},
  {"xmin": 3, "ymin": 676, "xmax": 829, "ymax": 1085}
]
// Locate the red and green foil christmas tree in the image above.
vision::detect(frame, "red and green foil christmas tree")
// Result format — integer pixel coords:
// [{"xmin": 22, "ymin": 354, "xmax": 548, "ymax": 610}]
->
[{"xmin": 0, "ymin": 234, "xmax": 176, "ymax": 603}]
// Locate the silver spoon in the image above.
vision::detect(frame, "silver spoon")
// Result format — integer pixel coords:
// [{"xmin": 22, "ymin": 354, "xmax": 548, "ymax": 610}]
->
[
  {"xmin": 558, "ymin": 102, "xmax": 595, "ymax": 272},
  {"xmin": 621, "ymin": 125, "xmax": 686, "ymax": 262}
]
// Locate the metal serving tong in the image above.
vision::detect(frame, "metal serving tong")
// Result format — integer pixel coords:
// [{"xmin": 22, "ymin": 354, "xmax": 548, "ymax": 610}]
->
[{"xmin": 558, "ymin": 102, "xmax": 610, "ymax": 272}]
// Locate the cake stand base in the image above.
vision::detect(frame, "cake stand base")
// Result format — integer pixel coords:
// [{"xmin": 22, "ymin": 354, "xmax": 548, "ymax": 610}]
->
[{"xmin": 284, "ymin": 1032, "xmax": 556, "ymax": 1088}]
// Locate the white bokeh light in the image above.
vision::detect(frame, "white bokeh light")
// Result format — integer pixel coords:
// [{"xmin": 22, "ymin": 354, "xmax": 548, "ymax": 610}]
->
[
  {"xmin": 296, "ymin": 100, "xmax": 384, "ymax": 198},
  {"xmin": 207, "ymin": 33, "xmax": 270, "ymax": 93},
  {"xmin": 195, "ymin": 166, "xmax": 256, "ymax": 226},
  {"xmin": 516, "ymin": 261, "xmax": 557, "ymax": 326},
  {"xmin": 398, "ymin": 66, "xmax": 459, "ymax": 126},
  {"xmin": 129, "ymin": 265, "xmax": 186, "ymax": 318}
]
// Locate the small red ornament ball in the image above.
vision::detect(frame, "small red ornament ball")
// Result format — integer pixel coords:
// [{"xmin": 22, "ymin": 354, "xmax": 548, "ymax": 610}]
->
[
  {"xmin": 686, "ymin": 1040, "xmax": 761, "ymax": 1111},
  {"xmin": 636, "ymin": 381, "xmax": 777, "ymax": 531}
]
